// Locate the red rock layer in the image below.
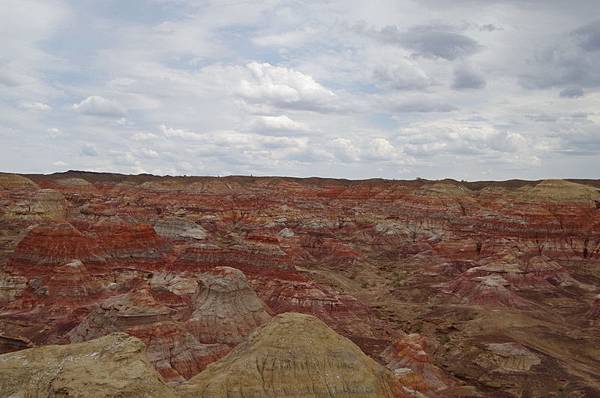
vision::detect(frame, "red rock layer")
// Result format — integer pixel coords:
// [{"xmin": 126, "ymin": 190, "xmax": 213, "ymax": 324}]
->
[{"xmin": 8, "ymin": 223, "xmax": 101, "ymax": 268}]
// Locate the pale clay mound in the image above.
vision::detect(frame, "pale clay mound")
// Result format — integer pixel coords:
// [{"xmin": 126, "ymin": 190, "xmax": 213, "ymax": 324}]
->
[
  {"xmin": 0, "ymin": 333, "xmax": 178, "ymax": 398},
  {"xmin": 56, "ymin": 177, "xmax": 95, "ymax": 188},
  {"xmin": 0, "ymin": 173, "xmax": 39, "ymax": 190},
  {"xmin": 186, "ymin": 266, "xmax": 273, "ymax": 345},
  {"xmin": 518, "ymin": 179, "xmax": 600, "ymax": 202},
  {"xmin": 178, "ymin": 312, "xmax": 405, "ymax": 398}
]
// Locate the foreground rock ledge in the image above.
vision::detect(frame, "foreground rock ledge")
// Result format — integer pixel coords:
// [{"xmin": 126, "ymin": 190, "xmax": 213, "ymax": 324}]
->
[
  {"xmin": 0, "ymin": 333, "xmax": 178, "ymax": 398},
  {"xmin": 178, "ymin": 312, "xmax": 408, "ymax": 398}
]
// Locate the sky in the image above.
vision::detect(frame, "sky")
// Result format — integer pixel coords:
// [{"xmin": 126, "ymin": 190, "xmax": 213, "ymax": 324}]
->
[{"xmin": 1, "ymin": 0, "xmax": 599, "ymax": 180}]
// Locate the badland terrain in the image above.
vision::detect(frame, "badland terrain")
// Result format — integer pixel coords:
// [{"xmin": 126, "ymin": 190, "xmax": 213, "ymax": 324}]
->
[{"xmin": 1, "ymin": 171, "xmax": 600, "ymax": 397}]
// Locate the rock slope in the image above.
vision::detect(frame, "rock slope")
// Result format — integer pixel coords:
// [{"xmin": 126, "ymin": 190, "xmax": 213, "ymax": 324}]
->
[
  {"xmin": 178, "ymin": 312, "xmax": 408, "ymax": 398},
  {"xmin": 0, "ymin": 333, "xmax": 178, "ymax": 397}
]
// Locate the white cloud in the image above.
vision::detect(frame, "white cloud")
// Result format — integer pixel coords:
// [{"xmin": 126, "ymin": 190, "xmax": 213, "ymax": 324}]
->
[
  {"xmin": 398, "ymin": 119, "xmax": 535, "ymax": 162},
  {"xmin": 328, "ymin": 138, "xmax": 361, "ymax": 162},
  {"xmin": 131, "ymin": 132, "xmax": 159, "ymax": 141},
  {"xmin": 138, "ymin": 148, "xmax": 160, "ymax": 158},
  {"xmin": 2, "ymin": 0, "xmax": 599, "ymax": 180},
  {"xmin": 19, "ymin": 101, "xmax": 51, "ymax": 111},
  {"xmin": 72, "ymin": 96, "xmax": 126, "ymax": 117},
  {"xmin": 372, "ymin": 61, "xmax": 432, "ymax": 90},
  {"xmin": 239, "ymin": 62, "xmax": 337, "ymax": 111},
  {"xmin": 159, "ymin": 124, "xmax": 204, "ymax": 140},
  {"xmin": 366, "ymin": 137, "xmax": 403, "ymax": 161},
  {"xmin": 251, "ymin": 115, "xmax": 308, "ymax": 135}
]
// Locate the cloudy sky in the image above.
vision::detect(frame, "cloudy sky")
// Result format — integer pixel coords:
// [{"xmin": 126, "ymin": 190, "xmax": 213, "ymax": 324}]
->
[{"xmin": 1, "ymin": 0, "xmax": 599, "ymax": 180}]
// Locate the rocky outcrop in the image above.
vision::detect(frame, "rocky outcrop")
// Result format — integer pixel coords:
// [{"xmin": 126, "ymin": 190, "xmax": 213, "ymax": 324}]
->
[
  {"xmin": 185, "ymin": 267, "xmax": 272, "ymax": 345},
  {"xmin": 441, "ymin": 272, "xmax": 535, "ymax": 308},
  {"xmin": 68, "ymin": 288, "xmax": 173, "ymax": 342},
  {"xmin": 92, "ymin": 221, "xmax": 165, "ymax": 265},
  {"xmin": 8, "ymin": 223, "xmax": 101, "ymax": 267},
  {"xmin": 30, "ymin": 189, "xmax": 67, "ymax": 220},
  {"xmin": 178, "ymin": 312, "xmax": 409, "ymax": 398},
  {"xmin": 252, "ymin": 270, "xmax": 382, "ymax": 341},
  {"xmin": 476, "ymin": 342, "xmax": 541, "ymax": 373},
  {"xmin": 0, "ymin": 173, "xmax": 39, "ymax": 190},
  {"xmin": 382, "ymin": 334, "xmax": 455, "ymax": 394},
  {"xmin": 439, "ymin": 252, "xmax": 590, "ymax": 308},
  {"xmin": 0, "ymin": 270, "xmax": 27, "ymax": 304},
  {"xmin": 0, "ymin": 332, "xmax": 178, "ymax": 397},
  {"xmin": 519, "ymin": 179, "xmax": 600, "ymax": 202},
  {"xmin": 154, "ymin": 218, "xmax": 207, "ymax": 240},
  {"xmin": 128, "ymin": 321, "xmax": 230, "ymax": 382}
]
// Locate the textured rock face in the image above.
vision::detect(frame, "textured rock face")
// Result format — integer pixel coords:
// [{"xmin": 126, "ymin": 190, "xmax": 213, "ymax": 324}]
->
[
  {"xmin": 179, "ymin": 313, "xmax": 408, "ymax": 398},
  {"xmin": 439, "ymin": 252, "xmax": 588, "ymax": 308},
  {"xmin": 0, "ymin": 333, "xmax": 178, "ymax": 397},
  {"xmin": 155, "ymin": 218, "xmax": 207, "ymax": 240},
  {"xmin": 252, "ymin": 270, "xmax": 382, "ymax": 341},
  {"xmin": 128, "ymin": 321, "xmax": 231, "ymax": 382},
  {"xmin": 68, "ymin": 288, "xmax": 174, "ymax": 342},
  {"xmin": 0, "ymin": 271, "xmax": 27, "ymax": 304},
  {"xmin": 186, "ymin": 267, "xmax": 272, "ymax": 345},
  {"xmin": 0, "ymin": 173, "xmax": 39, "ymax": 190},
  {"xmin": 520, "ymin": 179, "xmax": 600, "ymax": 202},
  {"xmin": 92, "ymin": 221, "xmax": 165, "ymax": 266},
  {"xmin": 382, "ymin": 334, "xmax": 455, "ymax": 393},
  {"xmin": 476, "ymin": 342, "xmax": 541, "ymax": 374},
  {"xmin": 30, "ymin": 189, "xmax": 67, "ymax": 220},
  {"xmin": 9, "ymin": 223, "xmax": 100, "ymax": 267}
]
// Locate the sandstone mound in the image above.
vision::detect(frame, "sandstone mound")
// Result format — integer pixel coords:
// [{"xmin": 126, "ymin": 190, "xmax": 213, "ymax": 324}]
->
[
  {"xmin": 69, "ymin": 288, "xmax": 173, "ymax": 342},
  {"xmin": 9, "ymin": 223, "xmax": 101, "ymax": 267},
  {"xmin": 30, "ymin": 189, "xmax": 67, "ymax": 220},
  {"xmin": 414, "ymin": 181, "xmax": 473, "ymax": 199},
  {"xmin": 2, "ymin": 188, "xmax": 66, "ymax": 222},
  {"xmin": 128, "ymin": 321, "xmax": 231, "ymax": 382},
  {"xmin": 0, "ymin": 271, "xmax": 27, "ymax": 304},
  {"xmin": 186, "ymin": 267, "xmax": 272, "ymax": 345},
  {"xmin": 154, "ymin": 218, "xmax": 207, "ymax": 240},
  {"xmin": 91, "ymin": 221, "xmax": 165, "ymax": 267},
  {"xmin": 476, "ymin": 342, "xmax": 541, "ymax": 374},
  {"xmin": 56, "ymin": 177, "xmax": 95, "ymax": 188},
  {"xmin": 0, "ymin": 332, "xmax": 177, "ymax": 397},
  {"xmin": 0, "ymin": 173, "xmax": 39, "ymax": 190},
  {"xmin": 519, "ymin": 179, "xmax": 600, "ymax": 202},
  {"xmin": 45, "ymin": 259, "xmax": 104, "ymax": 300},
  {"xmin": 255, "ymin": 272, "xmax": 380, "ymax": 340},
  {"xmin": 440, "ymin": 252, "xmax": 589, "ymax": 308},
  {"xmin": 178, "ymin": 312, "xmax": 407, "ymax": 398},
  {"xmin": 441, "ymin": 272, "xmax": 534, "ymax": 309},
  {"xmin": 382, "ymin": 334, "xmax": 455, "ymax": 393}
]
